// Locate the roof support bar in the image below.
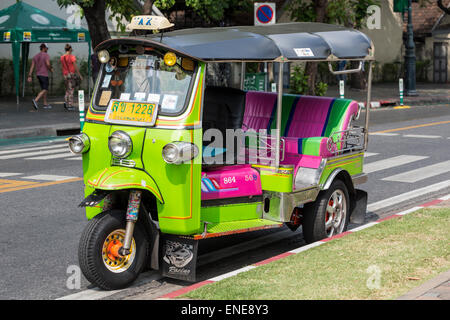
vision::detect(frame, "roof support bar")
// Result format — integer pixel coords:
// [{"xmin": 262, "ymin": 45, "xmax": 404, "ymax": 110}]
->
[
  {"xmin": 364, "ymin": 61, "xmax": 373, "ymax": 149},
  {"xmin": 275, "ymin": 61, "xmax": 284, "ymax": 168}
]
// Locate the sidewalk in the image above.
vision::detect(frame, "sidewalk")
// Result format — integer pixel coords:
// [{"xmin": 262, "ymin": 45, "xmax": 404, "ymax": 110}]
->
[
  {"xmin": 0, "ymin": 82, "xmax": 449, "ymax": 140},
  {"xmin": 0, "ymin": 96, "xmax": 81, "ymax": 139},
  {"xmin": 327, "ymin": 82, "xmax": 450, "ymax": 107}
]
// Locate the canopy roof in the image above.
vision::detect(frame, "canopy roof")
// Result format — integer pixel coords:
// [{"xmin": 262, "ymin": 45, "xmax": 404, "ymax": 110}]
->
[
  {"xmin": 0, "ymin": 1, "xmax": 90, "ymax": 43},
  {"xmin": 98, "ymin": 22, "xmax": 373, "ymax": 62}
]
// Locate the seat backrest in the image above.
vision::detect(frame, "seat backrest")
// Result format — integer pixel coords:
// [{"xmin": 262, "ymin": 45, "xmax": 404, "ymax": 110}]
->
[
  {"xmin": 285, "ymin": 96, "xmax": 336, "ymax": 138},
  {"xmin": 285, "ymin": 96, "xmax": 358, "ymax": 139},
  {"xmin": 241, "ymin": 91, "xmax": 358, "ymax": 139},
  {"xmin": 242, "ymin": 91, "xmax": 277, "ymax": 131},
  {"xmin": 203, "ymin": 86, "xmax": 246, "ymax": 134}
]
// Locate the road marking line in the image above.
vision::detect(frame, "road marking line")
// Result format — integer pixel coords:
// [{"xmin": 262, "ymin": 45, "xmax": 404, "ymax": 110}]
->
[
  {"xmin": 367, "ymin": 180, "xmax": 450, "ymax": 212},
  {"xmin": 349, "ymin": 222, "xmax": 379, "ymax": 232},
  {"xmin": 369, "ymin": 132, "xmax": 400, "ymax": 136},
  {"xmin": 440, "ymin": 194, "xmax": 450, "ymax": 201},
  {"xmin": 371, "ymin": 120, "xmax": 450, "ymax": 134},
  {"xmin": 0, "ymin": 147, "xmax": 68, "ymax": 160},
  {"xmin": 21, "ymin": 174, "xmax": 80, "ymax": 181},
  {"xmin": 364, "ymin": 155, "xmax": 428, "ymax": 174},
  {"xmin": 402, "ymin": 134, "xmax": 442, "ymax": 139},
  {"xmin": 289, "ymin": 241, "xmax": 324, "ymax": 254},
  {"xmin": 0, "ymin": 173, "xmax": 22, "ymax": 177},
  {"xmin": 65, "ymin": 157, "xmax": 82, "ymax": 160},
  {"xmin": 0, "ymin": 177, "xmax": 83, "ymax": 194},
  {"xmin": 208, "ymin": 266, "xmax": 257, "ymax": 282},
  {"xmin": 364, "ymin": 152, "xmax": 379, "ymax": 158},
  {"xmin": 0, "ymin": 179, "xmax": 39, "ymax": 189},
  {"xmin": 382, "ymin": 160, "xmax": 450, "ymax": 183},
  {"xmin": 26, "ymin": 152, "xmax": 76, "ymax": 160},
  {"xmin": 0, "ymin": 143, "xmax": 67, "ymax": 155},
  {"xmin": 395, "ymin": 207, "xmax": 422, "ymax": 215}
]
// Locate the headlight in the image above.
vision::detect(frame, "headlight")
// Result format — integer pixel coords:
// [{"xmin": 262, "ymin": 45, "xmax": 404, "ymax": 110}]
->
[
  {"xmin": 98, "ymin": 50, "xmax": 110, "ymax": 64},
  {"xmin": 162, "ymin": 142, "xmax": 199, "ymax": 164},
  {"xmin": 68, "ymin": 133, "xmax": 90, "ymax": 154},
  {"xmin": 108, "ymin": 131, "xmax": 132, "ymax": 158}
]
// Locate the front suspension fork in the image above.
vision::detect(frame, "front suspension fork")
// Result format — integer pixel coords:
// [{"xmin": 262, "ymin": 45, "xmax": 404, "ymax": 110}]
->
[{"xmin": 118, "ymin": 190, "xmax": 142, "ymax": 256}]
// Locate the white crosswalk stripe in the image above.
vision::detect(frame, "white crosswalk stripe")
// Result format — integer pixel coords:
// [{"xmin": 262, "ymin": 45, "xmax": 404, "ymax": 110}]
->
[
  {"xmin": 364, "ymin": 152, "xmax": 379, "ymax": 158},
  {"xmin": 363, "ymin": 155, "xmax": 428, "ymax": 174},
  {"xmin": 0, "ymin": 143, "xmax": 67, "ymax": 155},
  {"xmin": 402, "ymin": 134, "xmax": 441, "ymax": 139},
  {"xmin": 0, "ymin": 147, "xmax": 69, "ymax": 160},
  {"xmin": 369, "ymin": 132, "xmax": 399, "ymax": 136},
  {"xmin": 27, "ymin": 152, "xmax": 77, "ymax": 160},
  {"xmin": 0, "ymin": 172, "xmax": 22, "ymax": 177},
  {"xmin": 382, "ymin": 160, "xmax": 450, "ymax": 183},
  {"xmin": 21, "ymin": 174, "xmax": 79, "ymax": 181}
]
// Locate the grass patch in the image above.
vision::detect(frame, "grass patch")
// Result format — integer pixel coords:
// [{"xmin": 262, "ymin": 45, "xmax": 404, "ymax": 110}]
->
[{"xmin": 183, "ymin": 208, "xmax": 450, "ymax": 300}]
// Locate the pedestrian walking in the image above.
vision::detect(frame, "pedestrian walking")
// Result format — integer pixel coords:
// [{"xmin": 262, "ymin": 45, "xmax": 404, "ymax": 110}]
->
[
  {"xmin": 60, "ymin": 44, "xmax": 83, "ymax": 111},
  {"xmin": 27, "ymin": 43, "xmax": 53, "ymax": 110}
]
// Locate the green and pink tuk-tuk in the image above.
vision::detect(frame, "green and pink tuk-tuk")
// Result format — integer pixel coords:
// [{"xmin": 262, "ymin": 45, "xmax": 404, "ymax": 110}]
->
[{"xmin": 69, "ymin": 16, "xmax": 374, "ymax": 289}]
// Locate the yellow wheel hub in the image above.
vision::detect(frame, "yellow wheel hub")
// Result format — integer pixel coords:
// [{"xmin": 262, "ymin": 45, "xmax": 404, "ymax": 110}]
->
[{"xmin": 102, "ymin": 229, "xmax": 136, "ymax": 273}]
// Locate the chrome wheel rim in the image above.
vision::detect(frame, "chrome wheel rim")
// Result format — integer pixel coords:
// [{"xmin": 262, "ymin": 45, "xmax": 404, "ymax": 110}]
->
[{"xmin": 325, "ymin": 189, "xmax": 347, "ymax": 237}]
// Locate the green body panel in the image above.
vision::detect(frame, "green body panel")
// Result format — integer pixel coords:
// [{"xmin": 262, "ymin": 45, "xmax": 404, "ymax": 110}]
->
[
  {"xmin": 205, "ymin": 219, "xmax": 280, "ymax": 234},
  {"xmin": 87, "ymin": 167, "xmax": 163, "ymax": 202},
  {"xmin": 201, "ymin": 202, "xmax": 262, "ymax": 223},
  {"xmin": 253, "ymin": 165, "xmax": 293, "ymax": 193},
  {"xmin": 144, "ymin": 128, "xmax": 202, "ymax": 235},
  {"xmin": 319, "ymin": 152, "xmax": 364, "ymax": 186}
]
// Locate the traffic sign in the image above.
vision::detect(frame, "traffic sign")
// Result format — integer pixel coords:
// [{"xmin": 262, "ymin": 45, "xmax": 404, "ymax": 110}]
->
[{"xmin": 254, "ymin": 3, "xmax": 276, "ymax": 26}]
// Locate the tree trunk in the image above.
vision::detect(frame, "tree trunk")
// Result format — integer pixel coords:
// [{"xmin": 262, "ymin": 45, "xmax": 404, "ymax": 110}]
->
[
  {"xmin": 80, "ymin": 0, "xmax": 111, "ymax": 49},
  {"xmin": 305, "ymin": 0, "xmax": 328, "ymax": 95},
  {"xmin": 142, "ymin": 0, "xmax": 154, "ymax": 15}
]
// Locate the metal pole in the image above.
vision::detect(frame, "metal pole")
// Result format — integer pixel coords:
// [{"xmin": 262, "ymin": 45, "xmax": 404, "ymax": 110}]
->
[
  {"xmin": 240, "ymin": 62, "xmax": 246, "ymax": 90},
  {"xmin": 405, "ymin": 0, "xmax": 418, "ymax": 96},
  {"xmin": 275, "ymin": 62, "xmax": 283, "ymax": 168},
  {"xmin": 364, "ymin": 61, "xmax": 373, "ymax": 150}
]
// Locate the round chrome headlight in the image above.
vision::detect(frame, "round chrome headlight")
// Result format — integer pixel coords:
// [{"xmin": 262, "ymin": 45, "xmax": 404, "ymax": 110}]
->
[
  {"xmin": 98, "ymin": 50, "xmax": 110, "ymax": 64},
  {"xmin": 162, "ymin": 142, "xmax": 199, "ymax": 164},
  {"xmin": 108, "ymin": 131, "xmax": 132, "ymax": 158},
  {"xmin": 68, "ymin": 133, "xmax": 90, "ymax": 154}
]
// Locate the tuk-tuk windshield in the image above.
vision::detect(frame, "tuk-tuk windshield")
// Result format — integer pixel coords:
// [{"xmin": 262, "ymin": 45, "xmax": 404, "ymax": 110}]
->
[{"xmin": 94, "ymin": 53, "xmax": 196, "ymax": 115}]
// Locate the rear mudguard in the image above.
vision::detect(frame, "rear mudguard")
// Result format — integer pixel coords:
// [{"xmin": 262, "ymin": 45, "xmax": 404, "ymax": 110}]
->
[{"xmin": 86, "ymin": 167, "xmax": 164, "ymax": 205}]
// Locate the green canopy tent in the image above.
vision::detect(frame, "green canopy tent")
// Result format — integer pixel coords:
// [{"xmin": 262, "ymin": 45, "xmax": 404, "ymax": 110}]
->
[{"xmin": 0, "ymin": 1, "xmax": 91, "ymax": 104}]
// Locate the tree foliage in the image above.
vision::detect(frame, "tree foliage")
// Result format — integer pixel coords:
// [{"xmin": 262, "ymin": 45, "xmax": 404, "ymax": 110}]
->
[{"xmin": 289, "ymin": 0, "xmax": 380, "ymax": 28}]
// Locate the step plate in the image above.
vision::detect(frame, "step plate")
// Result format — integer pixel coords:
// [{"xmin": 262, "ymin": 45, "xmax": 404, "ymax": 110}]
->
[{"xmin": 193, "ymin": 219, "xmax": 283, "ymax": 240}]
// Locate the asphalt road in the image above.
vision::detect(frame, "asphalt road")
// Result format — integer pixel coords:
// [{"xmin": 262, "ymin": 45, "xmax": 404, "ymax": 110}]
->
[{"xmin": 0, "ymin": 104, "xmax": 449, "ymax": 300}]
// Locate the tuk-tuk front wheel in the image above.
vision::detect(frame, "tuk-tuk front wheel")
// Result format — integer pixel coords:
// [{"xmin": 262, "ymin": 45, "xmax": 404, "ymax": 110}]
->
[
  {"xmin": 78, "ymin": 210, "xmax": 149, "ymax": 290},
  {"xmin": 302, "ymin": 180, "xmax": 350, "ymax": 244}
]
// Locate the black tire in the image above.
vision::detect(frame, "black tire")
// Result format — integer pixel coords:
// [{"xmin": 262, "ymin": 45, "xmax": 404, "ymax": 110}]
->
[
  {"xmin": 302, "ymin": 179, "xmax": 350, "ymax": 244},
  {"xmin": 78, "ymin": 210, "xmax": 149, "ymax": 290}
]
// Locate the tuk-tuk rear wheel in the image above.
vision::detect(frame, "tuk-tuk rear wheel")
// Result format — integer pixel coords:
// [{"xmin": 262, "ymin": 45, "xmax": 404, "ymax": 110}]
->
[
  {"xmin": 302, "ymin": 179, "xmax": 350, "ymax": 244},
  {"xmin": 78, "ymin": 210, "xmax": 149, "ymax": 290}
]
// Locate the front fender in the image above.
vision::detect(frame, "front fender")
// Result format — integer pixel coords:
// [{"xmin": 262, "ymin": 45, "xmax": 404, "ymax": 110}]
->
[{"xmin": 87, "ymin": 167, "xmax": 164, "ymax": 204}]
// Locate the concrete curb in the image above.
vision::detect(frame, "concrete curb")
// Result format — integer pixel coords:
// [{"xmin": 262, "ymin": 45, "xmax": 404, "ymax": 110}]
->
[
  {"xmin": 358, "ymin": 98, "xmax": 450, "ymax": 109},
  {"xmin": 160, "ymin": 193, "xmax": 450, "ymax": 299},
  {"xmin": 396, "ymin": 270, "xmax": 450, "ymax": 300},
  {"xmin": 0, "ymin": 123, "xmax": 80, "ymax": 139}
]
